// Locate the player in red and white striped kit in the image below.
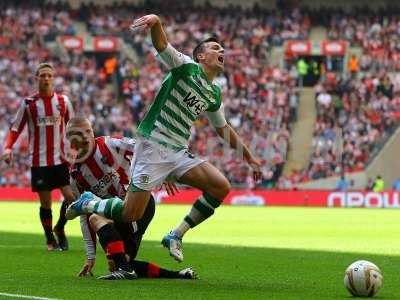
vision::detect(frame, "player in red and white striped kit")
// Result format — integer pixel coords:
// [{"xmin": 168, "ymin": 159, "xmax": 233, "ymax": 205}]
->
[
  {"xmin": 0, "ymin": 63, "xmax": 75, "ymax": 251},
  {"xmin": 66, "ymin": 117, "xmax": 196, "ymax": 280}
]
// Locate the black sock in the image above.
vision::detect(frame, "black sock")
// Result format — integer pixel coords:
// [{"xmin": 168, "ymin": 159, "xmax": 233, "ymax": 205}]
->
[
  {"xmin": 97, "ymin": 224, "xmax": 131, "ymax": 272},
  {"xmin": 130, "ymin": 260, "xmax": 180, "ymax": 278},
  {"xmin": 39, "ymin": 207, "xmax": 55, "ymax": 243},
  {"xmin": 54, "ymin": 201, "xmax": 68, "ymax": 231}
]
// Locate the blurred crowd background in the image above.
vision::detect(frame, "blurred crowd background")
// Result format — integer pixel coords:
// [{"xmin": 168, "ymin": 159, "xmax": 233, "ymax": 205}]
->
[{"xmin": 1, "ymin": 0, "xmax": 400, "ymax": 190}]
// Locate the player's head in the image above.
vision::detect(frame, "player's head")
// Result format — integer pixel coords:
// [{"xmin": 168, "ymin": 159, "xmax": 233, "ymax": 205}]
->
[
  {"xmin": 193, "ymin": 37, "xmax": 224, "ymax": 74},
  {"xmin": 35, "ymin": 63, "xmax": 55, "ymax": 94},
  {"xmin": 66, "ymin": 116, "xmax": 94, "ymax": 160}
]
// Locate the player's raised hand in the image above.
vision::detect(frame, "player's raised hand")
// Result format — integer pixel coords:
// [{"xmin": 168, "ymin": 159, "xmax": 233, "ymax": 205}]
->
[
  {"xmin": 78, "ymin": 258, "xmax": 95, "ymax": 277},
  {"xmin": 129, "ymin": 14, "xmax": 159, "ymax": 33},
  {"xmin": 162, "ymin": 182, "xmax": 179, "ymax": 196},
  {"xmin": 0, "ymin": 149, "xmax": 13, "ymax": 166}
]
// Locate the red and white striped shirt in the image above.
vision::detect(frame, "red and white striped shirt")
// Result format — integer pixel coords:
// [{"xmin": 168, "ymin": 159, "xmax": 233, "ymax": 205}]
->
[
  {"xmin": 70, "ymin": 136, "xmax": 135, "ymax": 199},
  {"xmin": 73, "ymin": 136, "xmax": 136, "ymax": 260},
  {"xmin": 6, "ymin": 93, "xmax": 74, "ymax": 167}
]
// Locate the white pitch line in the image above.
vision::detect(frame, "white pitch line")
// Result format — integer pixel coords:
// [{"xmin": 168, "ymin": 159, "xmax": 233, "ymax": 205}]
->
[{"xmin": 0, "ymin": 292, "xmax": 61, "ymax": 300}]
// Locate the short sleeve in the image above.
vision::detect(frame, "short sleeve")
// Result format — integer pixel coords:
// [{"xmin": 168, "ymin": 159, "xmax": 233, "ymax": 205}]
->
[
  {"xmin": 206, "ymin": 103, "xmax": 227, "ymax": 128},
  {"xmin": 157, "ymin": 44, "xmax": 194, "ymax": 70},
  {"xmin": 106, "ymin": 137, "xmax": 136, "ymax": 153}
]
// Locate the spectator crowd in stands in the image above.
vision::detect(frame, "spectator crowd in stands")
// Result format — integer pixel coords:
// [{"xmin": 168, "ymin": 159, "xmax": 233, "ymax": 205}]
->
[
  {"xmin": 1, "ymin": 1, "xmax": 303, "ymax": 188},
  {"xmin": 325, "ymin": 6, "xmax": 400, "ymax": 71},
  {"xmin": 277, "ymin": 72, "xmax": 400, "ymax": 187},
  {"xmin": 0, "ymin": 1, "xmax": 131, "ymax": 186},
  {"xmin": 1, "ymin": 1, "xmax": 400, "ymax": 190}
]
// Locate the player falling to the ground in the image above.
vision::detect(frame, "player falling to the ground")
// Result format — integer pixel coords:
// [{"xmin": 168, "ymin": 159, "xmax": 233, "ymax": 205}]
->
[
  {"xmin": 67, "ymin": 14, "xmax": 262, "ymax": 262},
  {"xmin": 0, "ymin": 63, "xmax": 75, "ymax": 251},
  {"xmin": 66, "ymin": 117, "xmax": 196, "ymax": 280}
]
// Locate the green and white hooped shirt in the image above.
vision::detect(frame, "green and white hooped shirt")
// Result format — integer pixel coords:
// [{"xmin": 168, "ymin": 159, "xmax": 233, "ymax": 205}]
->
[{"xmin": 137, "ymin": 44, "xmax": 227, "ymax": 150}]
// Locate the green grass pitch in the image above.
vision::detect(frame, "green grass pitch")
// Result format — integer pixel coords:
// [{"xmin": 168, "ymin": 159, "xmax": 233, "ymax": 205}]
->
[{"xmin": 0, "ymin": 201, "xmax": 399, "ymax": 300}]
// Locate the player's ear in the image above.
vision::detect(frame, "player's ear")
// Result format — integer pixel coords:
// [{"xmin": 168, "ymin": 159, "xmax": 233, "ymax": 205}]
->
[{"xmin": 197, "ymin": 53, "xmax": 205, "ymax": 62}]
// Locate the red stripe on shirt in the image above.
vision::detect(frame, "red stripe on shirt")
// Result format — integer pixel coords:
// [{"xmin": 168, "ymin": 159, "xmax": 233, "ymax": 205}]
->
[
  {"xmin": 117, "ymin": 166, "xmax": 129, "ymax": 185},
  {"xmin": 75, "ymin": 171, "xmax": 91, "ymax": 191},
  {"xmin": 107, "ymin": 185, "xmax": 119, "ymax": 197},
  {"xmin": 65, "ymin": 98, "xmax": 71, "ymax": 124},
  {"xmin": 96, "ymin": 137, "xmax": 115, "ymax": 166},
  {"xmin": 97, "ymin": 137, "xmax": 126, "ymax": 195},
  {"xmin": 15, "ymin": 109, "xmax": 28, "ymax": 133},
  {"xmin": 86, "ymin": 155, "xmax": 103, "ymax": 180},
  {"xmin": 57, "ymin": 95, "xmax": 67, "ymax": 164},
  {"xmin": 43, "ymin": 97, "xmax": 54, "ymax": 166},
  {"xmin": 29, "ymin": 101, "xmax": 40, "ymax": 167}
]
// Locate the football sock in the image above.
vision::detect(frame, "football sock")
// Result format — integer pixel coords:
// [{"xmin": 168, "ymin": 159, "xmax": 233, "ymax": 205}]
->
[
  {"xmin": 91, "ymin": 198, "xmax": 124, "ymax": 222},
  {"xmin": 39, "ymin": 207, "xmax": 55, "ymax": 243},
  {"xmin": 130, "ymin": 260, "xmax": 180, "ymax": 279},
  {"xmin": 97, "ymin": 223, "xmax": 131, "ymax": 272},
  {"xmin": 173, "ymin": 192, "xmax": 221, "ymax": 238},
  {"xmin": 54, "ymin": 200, "xmax": 68, "ymax": 231}
]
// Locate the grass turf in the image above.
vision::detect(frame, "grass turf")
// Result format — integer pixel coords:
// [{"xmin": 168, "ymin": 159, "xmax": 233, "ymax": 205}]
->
[{"xmin": 0, "ymin": 202, "xmax": 399, "ymax": 299}]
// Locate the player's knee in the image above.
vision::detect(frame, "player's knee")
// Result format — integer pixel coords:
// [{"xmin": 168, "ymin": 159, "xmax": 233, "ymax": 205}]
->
[
  {"xmin": 88, "ymin": 214, "xmax": 100, "ymax": 226},
  {"xmin": 89, "ymin": 214, "xmax": 111, "ymax": 230},
  {"xmin": 212, "ymin": 177, "xmax": 231, "ymax": 201},
  {"xmin": 219, "ymin": 179, "xmax": 231, "ymax": 199}
]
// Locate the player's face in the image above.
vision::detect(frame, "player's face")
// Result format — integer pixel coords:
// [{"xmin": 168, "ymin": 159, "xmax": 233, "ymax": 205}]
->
[
  {"xmin": 201, "ymin": 42, "xmax": 225, "ymax": 73},
  {"xmin": 66, "ymin": 121, "xmax": 95, "ymax": 159},
  {"xmin": 36, "ymin": 67, "xmax": 54, "ymax": 93}
]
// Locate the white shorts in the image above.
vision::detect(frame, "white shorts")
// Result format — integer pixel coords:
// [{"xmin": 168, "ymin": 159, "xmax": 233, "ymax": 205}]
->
[{"xmin": 129, "ymin": 138, "xmax": 205, "ymax": 191}]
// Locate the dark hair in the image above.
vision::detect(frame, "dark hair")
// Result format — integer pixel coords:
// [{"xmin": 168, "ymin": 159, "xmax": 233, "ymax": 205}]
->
[
  {"xmin": 193, "ymin": 37, "xmax": 221, "ymax": 63},
  {"xmin": 35, "ymin": 63, "xmax": 54, "ymax": 76}
]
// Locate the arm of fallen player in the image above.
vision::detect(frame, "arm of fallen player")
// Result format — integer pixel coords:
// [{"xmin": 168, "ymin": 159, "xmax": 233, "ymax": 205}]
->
[{"xmin": 78, "ymin": 258, "xmax": 95, "ymax": 277}]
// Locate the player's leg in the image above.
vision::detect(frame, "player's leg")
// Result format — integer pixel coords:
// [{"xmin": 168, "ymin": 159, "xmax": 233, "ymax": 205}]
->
[
  {"xmin": 53, "ymin": 164, "xmax": 74, "ymax": 250},
  {"xmin": 37, "ymin": 190, "xmax": 58, "ymax": 251},
  {"xmin": 130, "ymin": 260, "xmax": 197, "ymax": 279},
  {"xmin": 32, "ymin": 166, "xmax": 58, "ymax": 250},
  {"xmin": 66, "ymin": 190, "xmax": 151, "ymax": 222},
  {"xmin": 53, "ymin": 186, "xmax": 71, "ymax": 251},
  {"xmin": 162, "ymin": 161, "xmax": 230, "ymax": 261},
  {"xmin": 116, "ymin": 197, "xmax": 197, "ymax": 279},
  {"xmin": 90, "ymin": 214, "xmax": 137, "ymax": 280},
  {"xmin": 66, "ymin": 139, "xmax": 171, "ymax": 222},
  {"xmin": 122, "ymin": 190, "xmax": 152, "ymax": 222}
]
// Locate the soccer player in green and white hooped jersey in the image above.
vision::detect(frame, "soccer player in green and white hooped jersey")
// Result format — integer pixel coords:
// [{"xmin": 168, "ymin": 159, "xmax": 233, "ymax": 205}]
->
[{"xmin": 66, "ymin": 14, "xmax": 263, "ymax": 263}]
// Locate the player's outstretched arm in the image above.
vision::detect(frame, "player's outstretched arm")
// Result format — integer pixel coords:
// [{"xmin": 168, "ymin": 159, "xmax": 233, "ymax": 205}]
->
[
  {"xmin": 78, "ymin": 215, "xmax": 97, "ymax": 276},
  {"xmin": 130, "ymin": 14, "xmax": 168, "ymax": 53},
  {"xmin": 215, "ymin": 124, "xmax": 263, "ymax": 182}
]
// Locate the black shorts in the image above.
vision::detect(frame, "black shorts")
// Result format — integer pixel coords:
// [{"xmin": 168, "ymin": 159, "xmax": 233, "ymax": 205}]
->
[
  {"xmin": 114, "ymin": 196, "xmax": 155, "ymax": 259},
  {"xmin": 31, "ymin": 164, "xmax": 70, "ymax": 192}
]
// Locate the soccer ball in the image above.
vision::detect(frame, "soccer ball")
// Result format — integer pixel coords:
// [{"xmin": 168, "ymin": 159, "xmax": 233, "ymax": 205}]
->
[{"xmin": 344, "ymin": 260, "xmax": 383, "ymax": 297}]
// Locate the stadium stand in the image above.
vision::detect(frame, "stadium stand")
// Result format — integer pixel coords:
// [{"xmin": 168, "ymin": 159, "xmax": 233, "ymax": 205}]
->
[
  {"xmin": 1, "ymin": 1, "xmax": 399, "ymax": 189},
  {"xmin": 1, "ymin": 1, "xmax": 305, "ymax": 188}
]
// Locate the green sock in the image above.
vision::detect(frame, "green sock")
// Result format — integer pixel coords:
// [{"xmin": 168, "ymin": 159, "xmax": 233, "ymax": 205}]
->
[
  {"xmin": 92, "ymin": 197, "xmax": 124, "ymax": 222},
  {"xmin": 173, "ymin": 192, "xmax": 221, "ymax": 238}
]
